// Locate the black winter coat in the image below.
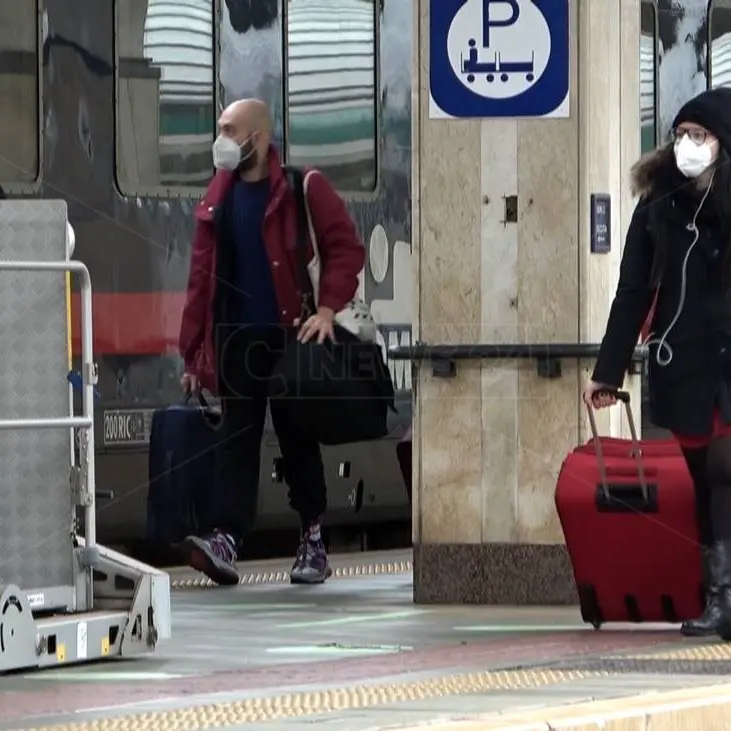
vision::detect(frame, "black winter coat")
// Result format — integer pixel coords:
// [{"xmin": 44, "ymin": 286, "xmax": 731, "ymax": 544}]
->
[{"xmin": 592, "ymin": 146, "xmax": 731, "ymax": 437}]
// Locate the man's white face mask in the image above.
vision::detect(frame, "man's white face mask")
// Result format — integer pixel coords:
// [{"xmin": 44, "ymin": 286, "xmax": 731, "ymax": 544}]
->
[
  {"xmin": 212, "ymin": 133, "xmax": 256, "ymax": 171},
  {"xmin": 674, "ymin": 133, "xmax": 714, "ymax": 179}
]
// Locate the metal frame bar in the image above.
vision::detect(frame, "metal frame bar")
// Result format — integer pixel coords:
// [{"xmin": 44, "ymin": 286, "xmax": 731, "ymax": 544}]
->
[
  {"xmin": 0, "ymin": 260, "xmax": 96, "ymax": 553},
  {"xmin": 0, "ymin": 417, "xmax": 91, "ymax": 429},
  {"xmin": 66, "ymin": 224, "xmax": 76, "ymax": 514}
]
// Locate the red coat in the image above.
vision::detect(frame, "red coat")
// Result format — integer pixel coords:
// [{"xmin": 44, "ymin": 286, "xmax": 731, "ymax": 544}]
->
[{"xmin": 178, "ymin": 146, "xmax": 365, "ymax": 394}]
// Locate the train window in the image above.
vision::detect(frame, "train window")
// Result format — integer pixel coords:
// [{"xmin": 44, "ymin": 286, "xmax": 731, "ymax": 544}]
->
[
  {"xmin": 115, "ymin": 0, "xmax": 216, "ymax": 195},
  {"xmin": 218, "ymin": 0, "xmax": 284, "ymax": 150},
  {"xmin": 640, "ymin": 0, "xmax": 658, "ymax": 154},
  {"xmin": 0, "ymin": 0, "xmax": 40, "ymax": 187},
  {"xmin": 710, "ymin": 0, "xmax": 731, "ymax": 89},
  {"xmin": 284, "ymin": 0, "xmax": 378, "ymax": 193}
]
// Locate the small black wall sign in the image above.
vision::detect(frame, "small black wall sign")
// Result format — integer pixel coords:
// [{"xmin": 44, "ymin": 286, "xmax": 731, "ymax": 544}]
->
[{"xmin": 590, "ymin": 193, "xmax": 611, "ymax": 254}]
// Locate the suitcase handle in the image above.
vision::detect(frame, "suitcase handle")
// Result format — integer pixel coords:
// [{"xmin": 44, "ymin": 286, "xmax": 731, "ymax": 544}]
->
[
  {"xmin": 585, "ymin": 389, "xmax": 649, "ymax": 503},
  {"xmin": 183, "ymin": 391, "xmax": 222, "ymax": 430},
  {"xmin": 183, "ymin": 391, "xmax": 209, "ymax": 409},
  {"xmin": 592, "ymin": 388, "xmax": 630, "ymax": 405}
]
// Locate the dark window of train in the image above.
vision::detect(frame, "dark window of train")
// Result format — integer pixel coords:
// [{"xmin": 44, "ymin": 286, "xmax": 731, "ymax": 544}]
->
[
  {"xmin": 0, "ymin": 0, "xmax": 40, "ymax": 187},
  {"xmin": 115, "ymin": 0, "xmax": 216, "ymax": 195},
  {"xmin": 640, "ymin": 1, "xmax": 658, "ymax": 154},
  {"xmin": 710, "ymin": 0, "xmax": 731, "ymax": 90},
  {"xmin": 284, "ymin": 0, "xmax": 378, "ymax": 194},
  {"xmin": 217, "ymin": 0, "xmax": 284, "ymax": 151}
]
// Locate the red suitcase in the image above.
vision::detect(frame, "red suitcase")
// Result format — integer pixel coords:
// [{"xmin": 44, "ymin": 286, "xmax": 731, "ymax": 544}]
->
[
  {"xmin": 555, "ymin": 391, "xmax": 703, "ymax": 628},
  {"xmin": 575, "ymin": 436, "xmax": 681, "ymax": 459}
]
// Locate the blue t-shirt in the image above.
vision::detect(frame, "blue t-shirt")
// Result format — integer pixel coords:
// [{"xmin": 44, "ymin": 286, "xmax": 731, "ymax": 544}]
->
[{"xmin": 229, "ymin": 178, "xmax": 279, "ymax": 326}]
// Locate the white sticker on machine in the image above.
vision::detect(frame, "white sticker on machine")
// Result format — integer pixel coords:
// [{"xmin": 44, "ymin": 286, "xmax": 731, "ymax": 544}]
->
[{"xmin": 77, "ymin": 621, "xmax": 88, "ymax": 660}]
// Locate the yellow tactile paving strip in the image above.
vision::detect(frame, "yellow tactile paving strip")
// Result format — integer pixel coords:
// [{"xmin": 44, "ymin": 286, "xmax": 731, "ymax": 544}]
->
[
  {"xmin": 391, "ymin": 681, "xmax": 731, "ymax": 730},
  {"xmin": 169, "ymin": 557, "xmax": 413, "ymax": 589},
  {"xmin": 17, "ymin": 667, "xmax": 606, "ymax": 730},
  {"xmin": 623, "ymin": 641, "xmax": 731, "ymax": 661}
]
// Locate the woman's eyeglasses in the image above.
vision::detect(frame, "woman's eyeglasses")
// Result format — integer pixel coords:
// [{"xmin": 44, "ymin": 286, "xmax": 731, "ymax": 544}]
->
[{"xmin": 671, "ymin": 127, "xmax": 710, "ymax": 145}]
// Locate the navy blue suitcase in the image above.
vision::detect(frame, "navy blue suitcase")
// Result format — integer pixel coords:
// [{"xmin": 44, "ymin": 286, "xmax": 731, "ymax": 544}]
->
[{"xmin": 146, "ymin": 393, "xmax": 221, "ymax": 545}]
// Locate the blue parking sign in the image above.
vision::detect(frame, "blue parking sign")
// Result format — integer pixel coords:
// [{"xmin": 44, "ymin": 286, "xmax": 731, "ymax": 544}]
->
[{"xmin": 429, "ymin": 0, "xmax": 570, "ymax": 119}]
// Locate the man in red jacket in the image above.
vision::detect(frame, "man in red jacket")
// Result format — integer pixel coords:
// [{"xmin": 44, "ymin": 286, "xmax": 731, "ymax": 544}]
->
[{"xmin": 178, "ymin": 99, "xmax": 365, "ymax": 586}]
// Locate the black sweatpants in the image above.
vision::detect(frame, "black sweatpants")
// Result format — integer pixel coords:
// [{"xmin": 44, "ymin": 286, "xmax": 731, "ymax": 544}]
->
[{"xmin": 207, "ymin": 325, "xmax": 327, "ymax": 541}]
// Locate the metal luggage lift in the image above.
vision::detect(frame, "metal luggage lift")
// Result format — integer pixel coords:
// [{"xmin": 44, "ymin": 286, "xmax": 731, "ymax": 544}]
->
[{"xmin": 0, "ymin": 201, "xmax": 170, "ymax": 672}]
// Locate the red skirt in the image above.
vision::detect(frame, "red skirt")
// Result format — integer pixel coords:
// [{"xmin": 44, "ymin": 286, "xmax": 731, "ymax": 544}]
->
[{"xmin": 673, "ymin": 409, "xmax": 731, "ymax": 449}]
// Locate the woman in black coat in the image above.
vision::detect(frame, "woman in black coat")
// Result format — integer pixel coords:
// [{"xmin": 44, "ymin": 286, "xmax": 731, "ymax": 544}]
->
[{"xmin": 585, "ymin": 87, "xmax": 731, "ymax": 640}]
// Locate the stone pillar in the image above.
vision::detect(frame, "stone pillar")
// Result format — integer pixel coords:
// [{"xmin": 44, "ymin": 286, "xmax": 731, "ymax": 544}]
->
[{"xmin": 413, "ymin": 0, "xmax": 644, "ymax": 604}]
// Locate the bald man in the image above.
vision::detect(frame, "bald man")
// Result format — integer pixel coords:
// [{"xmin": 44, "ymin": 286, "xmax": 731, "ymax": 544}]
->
[{"xmin": 178, "ymin": 99, "xmax": 365, "ymax": 586}]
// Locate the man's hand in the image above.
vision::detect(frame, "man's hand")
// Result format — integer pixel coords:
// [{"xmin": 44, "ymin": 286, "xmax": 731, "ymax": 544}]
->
[
  {"xmin": 297, "ymin": 307, "xmax": 335, "ymax": 344},
  {"xmin": 181, "ymin": 372, "xmax": 199, "ymax": 393}
]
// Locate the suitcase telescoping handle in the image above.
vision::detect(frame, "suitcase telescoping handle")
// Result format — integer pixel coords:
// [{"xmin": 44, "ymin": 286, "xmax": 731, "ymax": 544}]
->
[{"xmin": 586, "ymin": 388, "xmax": 649, "ymax": 502}]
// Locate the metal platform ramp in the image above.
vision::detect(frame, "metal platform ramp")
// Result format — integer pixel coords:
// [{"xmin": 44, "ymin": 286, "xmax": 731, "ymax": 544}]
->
[{"xmin": 0, "ymin": 200, "xmax": 170, "ymax": 672}]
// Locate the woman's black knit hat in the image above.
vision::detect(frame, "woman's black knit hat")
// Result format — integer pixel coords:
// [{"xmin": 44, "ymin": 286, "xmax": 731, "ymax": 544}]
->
[{"xmin": 673, "ymin": 87, "xmax": 731, "ymax": 153}]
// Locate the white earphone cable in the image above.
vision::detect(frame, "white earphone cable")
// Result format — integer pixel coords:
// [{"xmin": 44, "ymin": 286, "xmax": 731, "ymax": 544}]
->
[{"xmin": 643, "ymin": 175, "xmax": 715, "ymax": 367}]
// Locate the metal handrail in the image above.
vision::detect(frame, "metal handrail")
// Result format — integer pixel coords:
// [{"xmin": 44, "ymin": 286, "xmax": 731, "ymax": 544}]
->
[
  {"xmin": 388, "ymin": 342, "xmax": 647, "ymax": 379},
  {"xmin": 0, "ymin": 260, "xmax": 96, "ymax": 551},
  {"xmin": 388, "ymin": 343, "xmax": 648, "ymax": 360}
]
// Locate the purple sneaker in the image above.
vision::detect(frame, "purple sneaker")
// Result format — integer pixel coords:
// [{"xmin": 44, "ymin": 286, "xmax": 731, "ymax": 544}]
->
[
  {"xmin": 182, "ymin": 531, "xmax": 240, "ymax": 586},
  {"xmin": 290, "ymin": 534, "xmax": 332, "ymax": 585}
]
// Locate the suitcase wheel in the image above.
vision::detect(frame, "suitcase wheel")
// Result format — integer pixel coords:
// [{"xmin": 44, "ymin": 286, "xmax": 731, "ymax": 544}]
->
[{"xmin": 577, "ymin": 585, "xmax": 603, "ymax": 630}]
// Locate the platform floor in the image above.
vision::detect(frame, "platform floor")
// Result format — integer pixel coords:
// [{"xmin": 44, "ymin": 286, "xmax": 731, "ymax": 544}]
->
[{"xmin": 3, "ymin": 549, "xmax": 731, "ymax": 730}]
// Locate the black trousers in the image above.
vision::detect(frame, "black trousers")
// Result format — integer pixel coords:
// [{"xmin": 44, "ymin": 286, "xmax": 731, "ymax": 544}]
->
[
  {"xmin": 207, "ymin": 325, "xmax": 327, "ymax": 541},
  {"xmin": 682, "ymin": 435, "xmax": 731, "ymax": 547}
]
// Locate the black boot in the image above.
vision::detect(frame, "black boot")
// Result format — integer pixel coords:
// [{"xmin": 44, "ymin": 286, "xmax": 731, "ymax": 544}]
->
[
  {"xmin": 681, "ymin": 546, "xmax": 722, "ymax": 637},
  {"xmin": 712, "ymin": 540, "xmax": 731, "ymax": 641}
]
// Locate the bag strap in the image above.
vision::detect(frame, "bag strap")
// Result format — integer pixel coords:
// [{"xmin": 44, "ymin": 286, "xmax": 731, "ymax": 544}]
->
[
  {"xmin": 283, "ymin": 164, "xmax": 316, "ymax": 320},
  {"xmin": 302, "ymin": 171, "xmax": 321, "ymax": 263}
]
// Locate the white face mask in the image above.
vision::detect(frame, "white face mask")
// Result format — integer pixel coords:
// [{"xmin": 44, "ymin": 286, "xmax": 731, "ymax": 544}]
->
[
  {"xmin": 674, "ymin": 134, "xmax": 714, "ymax": 179},
  {"xmin": 212, "ymin": 134, "xmax": 253, "ymax": 171}
]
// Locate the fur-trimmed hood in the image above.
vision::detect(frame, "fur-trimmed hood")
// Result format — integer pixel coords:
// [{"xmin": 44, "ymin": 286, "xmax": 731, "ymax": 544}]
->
[
  {"xmin": 628, "ymin": 141, "xmax": 731, "ymax": 291},
  {"xmin": 630, "ymin": 146, "xmax": 675, "ymax": 198}
]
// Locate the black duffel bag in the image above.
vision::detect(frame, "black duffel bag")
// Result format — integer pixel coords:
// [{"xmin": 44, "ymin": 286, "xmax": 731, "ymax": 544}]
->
[
  {"xmin": 269, "ymin": 167, "xmax": 395, "ymax": 446},
  {"xmin": 270, "ymin": 325, "xmax": 395, "ymax": 445}
]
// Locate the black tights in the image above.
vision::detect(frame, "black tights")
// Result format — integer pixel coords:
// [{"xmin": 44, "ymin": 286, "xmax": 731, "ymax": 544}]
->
[{"xmin": 683, "ymin": 435, "xmax": 731, "ymax": 546}]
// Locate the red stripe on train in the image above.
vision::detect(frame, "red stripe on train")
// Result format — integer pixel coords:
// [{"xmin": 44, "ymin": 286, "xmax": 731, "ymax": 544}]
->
[{"xmin": 70, "ymin": 292, "xmax": 185, "ymax": 355}]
